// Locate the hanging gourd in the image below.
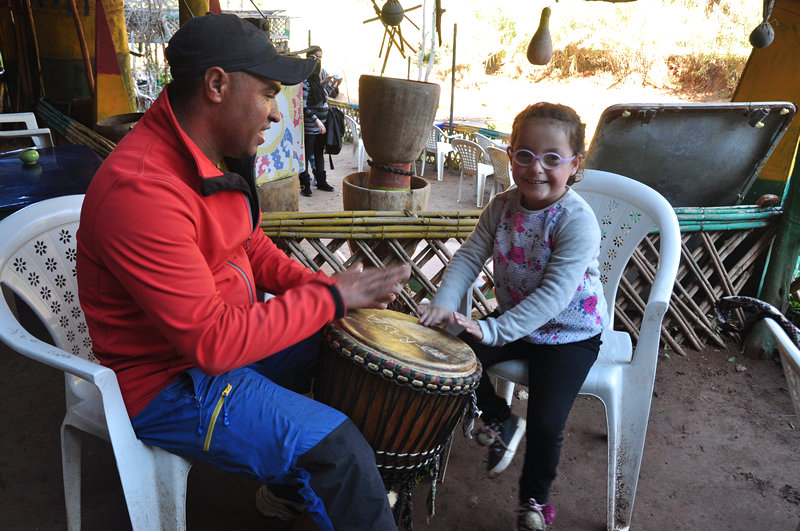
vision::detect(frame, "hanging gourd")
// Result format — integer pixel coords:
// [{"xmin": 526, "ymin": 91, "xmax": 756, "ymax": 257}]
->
[
  {"xmin": 749, "ymin": 0, "xmax": 775, "ymax": 49},
  {"xmin": 381, "ymin": 0, "xmax": 405, "ymax": 26},
  {"xmin": 527, "ymin": 7, "xmax": 553, "ymax": 65}
]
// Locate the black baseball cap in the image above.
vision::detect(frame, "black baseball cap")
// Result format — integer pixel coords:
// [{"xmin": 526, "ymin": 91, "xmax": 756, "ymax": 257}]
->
[{"xmin": 165, "ymin": 13, "xmax": 317, "ymax": 85}]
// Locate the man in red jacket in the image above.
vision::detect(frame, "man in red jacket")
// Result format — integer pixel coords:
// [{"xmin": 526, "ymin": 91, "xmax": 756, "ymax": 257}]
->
[{"xmin": 77, "ymin": 13, "xmax": 408, "ymax": 530}]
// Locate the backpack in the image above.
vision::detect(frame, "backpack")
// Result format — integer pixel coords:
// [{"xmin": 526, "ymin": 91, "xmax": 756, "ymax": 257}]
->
[{"xmin": 325, "ymin": 106, "xmax": 345, "ymax": 169}]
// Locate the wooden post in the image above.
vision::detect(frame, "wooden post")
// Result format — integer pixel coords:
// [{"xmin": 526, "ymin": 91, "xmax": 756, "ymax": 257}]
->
[
  {"xmin": 448, "ymin": 23, "xmax": 456, "ymax": 134},
  {"xmin": 179, "ymin": 0, "xmax": 209, "ymax": 26},
  {"xmin": 759, "ymin": 146, "xmax": 800, "ymax": 310}
]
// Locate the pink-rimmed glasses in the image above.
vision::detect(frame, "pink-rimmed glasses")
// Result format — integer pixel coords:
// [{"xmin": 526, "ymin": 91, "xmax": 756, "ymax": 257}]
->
[{"xmin": 507, "ymin": 148, "xmax": 575, "ymax": 170}]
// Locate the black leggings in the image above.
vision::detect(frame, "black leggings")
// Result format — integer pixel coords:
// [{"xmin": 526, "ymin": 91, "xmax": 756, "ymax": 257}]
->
[
  {"xmin": 462, "ymin": 331, "xmax": 601, "ymax": 504},
  {"xmin": 302, "ymin": 132, "xmax": 326, "ymax": 176}
]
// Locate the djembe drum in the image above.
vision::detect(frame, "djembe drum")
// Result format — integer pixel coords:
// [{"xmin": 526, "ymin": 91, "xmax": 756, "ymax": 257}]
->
[{"xmin": 315, "ymin": 308, "xmax": 481, "ymax": 486}]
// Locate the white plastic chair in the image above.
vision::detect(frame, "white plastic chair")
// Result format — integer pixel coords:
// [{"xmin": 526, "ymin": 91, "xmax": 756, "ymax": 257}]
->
[
  {"xmin": 344, "ymin": 114, "xmax": 366, "ymax": 173},
  {"xmin": 765, "ymin": 318, "xmax": 800, "ymax": 419},
  {"xmin": 452, "ymin": 138, "xmax": 493, "ymax": 207},
  {"xmin": 472, "ymin": 131, "xmax": 499, "ymax": 152},
  {"xmin": 486, "ymin": 145, "xmax": 513, "ymax": 200},
  {"xmin": 763, "ymin": 318, "xmax": 800, "ymax": 531},
  {"xmin": 420, "ymin": 124, "xmax": 460, "ymax": 181},
  {"xmin": 0, "ymin": 195, "xmax": 193, "ymax": 530},
  {"xmin": 486, "ymin": 170, "xmax": 681, "ymax": 531},
  {"xmin": 0, "ymin": 111, "xmax": 54, "ymax": 148}
]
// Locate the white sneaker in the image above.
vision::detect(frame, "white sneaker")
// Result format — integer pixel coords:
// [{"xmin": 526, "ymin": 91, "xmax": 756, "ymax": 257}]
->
[{"xmin": 255, "ymin": 485, "xmax": 305, "ymax": 521}]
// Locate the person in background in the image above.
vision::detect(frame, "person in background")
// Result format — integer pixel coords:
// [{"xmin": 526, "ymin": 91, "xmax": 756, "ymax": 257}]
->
[
  {"xmin": 77, "ymin": 13, "xmax": 408, "ymax": 530},
  {"xmin": 299, "ymin": 59, "xmax": 335, "ymax": 196},
  {"xmin": 307, "ymin": 45, "xmax": 342, "ymax": 99},
  {"xmin": 419, "ymin": 102, "xmax": 606, "ymax": 531}
]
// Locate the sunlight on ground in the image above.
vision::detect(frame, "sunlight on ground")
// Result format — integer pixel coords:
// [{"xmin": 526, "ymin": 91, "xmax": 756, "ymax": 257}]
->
[{"xmin": 227, "ymin": 0, "xmax": 760, "ymax": 137}]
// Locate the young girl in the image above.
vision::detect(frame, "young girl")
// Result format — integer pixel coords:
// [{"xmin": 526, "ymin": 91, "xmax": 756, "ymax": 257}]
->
[
  {"xmin": 420, "ymin": 102, "xmax": 606, "ymax": 531},
  {"xmin": 299, "ymin": 60, "xmax": 335, "ymax": 196}
]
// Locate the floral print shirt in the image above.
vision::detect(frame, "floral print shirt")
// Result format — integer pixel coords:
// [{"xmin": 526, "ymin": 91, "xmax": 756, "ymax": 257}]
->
[{"xmin": 431, "ymin": 187, "xmax": 606, "ymax": 346}]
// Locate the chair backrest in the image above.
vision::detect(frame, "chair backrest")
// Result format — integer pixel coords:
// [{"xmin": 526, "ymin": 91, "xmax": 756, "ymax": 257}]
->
[
  {"xmin": 0, "ymin": 111, "xmax": 39, "ymax": 130},
  {"xmin": 573, "ymin": 169, "xmax": 681, "ymax": 328},
  {"xmin": 486, "ymin": 146, "xmax": 512, "ymax": 190},
  {"xmin": 0, "ymin": 195, "xmax": 93, "ymax": 361},
  {"xmin": 473, "ymin": 132, "xmax": 495, "ymax": 152},
  {"xmin": 343, "ymin": 114, "xmax": 361, "ymax": 139},
  {"xmin": 0, "ymin": 112, "xmax": 54, "ymax": 148},
  {"xmin": 425, "ymin": 125, "xmax": 442, "ymax": 153},
  {"xmin": 452, "ymin": 138, "xmax": 486, "ymax": 176}
]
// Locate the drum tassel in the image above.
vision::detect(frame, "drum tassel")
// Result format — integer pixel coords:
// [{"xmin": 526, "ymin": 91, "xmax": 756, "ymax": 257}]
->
[{"xmin": 463, "ymin": 392, "xmax": 481, "ymax": 439}]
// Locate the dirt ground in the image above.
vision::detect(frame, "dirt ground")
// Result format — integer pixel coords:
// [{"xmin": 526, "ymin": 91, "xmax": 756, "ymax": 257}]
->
[
  {"xmin": 4, "ymin": 61, "xmax": 800, "ymax": 530},
  {"xmin": 2, "ymin": 142, "xmax": 800, "ymax": 530},
  {"xmin": 290, "ymin": 144, "xmax": 800, "ymax": 531}
]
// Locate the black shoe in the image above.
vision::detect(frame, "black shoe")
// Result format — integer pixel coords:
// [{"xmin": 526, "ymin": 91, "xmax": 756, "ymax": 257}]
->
[
  {"xmin": 316, "ymin": 182, "xmax": 334, "ymax": 192},
  {"xmin": 300, "ymin": 187, "xmax": 312, "ymax": 197},
  {"xmin": 476, "ymin": 414, "xmax": 526, "ymax": 478}
]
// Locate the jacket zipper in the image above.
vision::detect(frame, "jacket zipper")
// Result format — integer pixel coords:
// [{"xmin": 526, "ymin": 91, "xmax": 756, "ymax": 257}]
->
[
  {"xmin": 226, "ymin": 261, "xmax": 255, "ymax": 303},
  {"xmin": 203, "ymin": 383, "xmax": 232, "ymax": 451}
]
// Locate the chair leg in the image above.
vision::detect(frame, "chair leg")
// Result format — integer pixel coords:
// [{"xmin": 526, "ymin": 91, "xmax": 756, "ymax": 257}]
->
[
  {"xmin": 495, "ymin": 377, "xmax": 515, "ymax": 406},
  {"xmin": 118, "ymin": 446, "xmax": 192, "ymax": 530},
  {"xmin": 604, "ymin": 383, "xmax": 650, "ymax": 531},
  {"xmin": 437, "ymin": 153, "xmax": 445, "ymax": 181},
  {"xmin": 420, "ymin": 153, "xmax": 427, "ymax": 177},
  {"xmin": 477, "ymin": 174, "xmax": 487, "ymax": 207},
  {"xmin": 61, "ymin": 424, "xmax": 83, "ymax": 531},
  {"xmin": 457, "ymin": 170, "xmax": 464, "ymax": 202}
]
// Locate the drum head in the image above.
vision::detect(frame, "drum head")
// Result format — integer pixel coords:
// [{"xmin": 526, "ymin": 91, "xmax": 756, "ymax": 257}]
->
[{"xmin": 335, "ymin": 308, "xmax": 477, "ymax": 378}]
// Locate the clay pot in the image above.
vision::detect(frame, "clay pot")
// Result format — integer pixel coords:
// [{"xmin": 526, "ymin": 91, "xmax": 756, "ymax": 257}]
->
[
  {"xmin": 342, "ymin": 172, "xmax": 430, "ymax": 211},
  {"xmin": 95, "ymin": 112, "xmax": 145, "ymax": 143},
  {"xmin": 358, "ymin": 75, "xmax": 440, "ymax": 190},
  {"xmin": 527, "ymin": 7, "xmax": 553, "ymax": 65},
  {"xmin": 749, "ymin": 21, "xmax": 775, "ymax": 49},
  {"xmin": 380, "ymin": 0, "xmax": 405, "ymax": 26}
]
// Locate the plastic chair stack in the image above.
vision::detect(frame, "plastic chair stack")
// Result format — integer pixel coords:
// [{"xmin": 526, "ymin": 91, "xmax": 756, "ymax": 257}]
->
[
  {"xmin": 343, "ymin": 114, "xmax": 366, "ymax": 173},
  {"xmin": 0, "ymin": 112, "xmax": 53, "ymax": 148},
  {"xmin": 0, "ymin": 195, "xmax": 193, "ymax": 530},
  {"xmin": 420, "ymin": 124, "xmax": 460, "ymax": 182},
  {"xmin": 485, "ymin": 145, "xmax": 513, "ymax": 200},
  {"xmin": 452, "ymin": 138, "xmax": 493, "ymax": 207},
  {"xmin": 485, "ymin": 170, "xmax": 681, "ymax": 531}
]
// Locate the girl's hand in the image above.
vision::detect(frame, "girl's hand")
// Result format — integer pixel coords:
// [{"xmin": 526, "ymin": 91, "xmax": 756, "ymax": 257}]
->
[
  {"xmin": 454, "ymin": 311, "xmax": 483, "ymax": 340},
  {"xmin": 418, "ymin": 305, "xmax": 454, "ymax": 327},
  {"xmin": 316, "ymin": 119, "xmax": 326, "ymax": 135}
]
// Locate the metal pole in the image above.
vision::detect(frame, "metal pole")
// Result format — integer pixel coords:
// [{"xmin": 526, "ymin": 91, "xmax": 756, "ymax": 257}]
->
[{"xmin": 449, "ymin": 23, "xmax": 456, "ymax": 134}]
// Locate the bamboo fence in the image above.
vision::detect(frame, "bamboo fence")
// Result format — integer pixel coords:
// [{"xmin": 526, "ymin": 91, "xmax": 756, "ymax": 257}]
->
[{"xmin": 263, "ymin": 206, "xmax": 782, "ymax": 356}]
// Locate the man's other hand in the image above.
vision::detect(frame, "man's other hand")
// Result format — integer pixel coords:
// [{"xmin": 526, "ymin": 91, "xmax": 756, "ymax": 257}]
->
[{"xmin": 334, "ymin": 263, "xmax": 411, "ymax": 310}]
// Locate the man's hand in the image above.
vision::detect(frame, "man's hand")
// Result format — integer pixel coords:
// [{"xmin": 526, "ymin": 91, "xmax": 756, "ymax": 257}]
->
[{"xmin": 333, "ymin": 263, "xmax": 411, "ymax": 310}]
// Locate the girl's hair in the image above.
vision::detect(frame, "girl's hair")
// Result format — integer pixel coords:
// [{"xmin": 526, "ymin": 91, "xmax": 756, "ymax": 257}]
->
[
  {"xmin": 509, "ymin": 102, "xmax": 586, "ymax": 184},
  {"xmin": 510, "ymin": 102, "xmax": 586, "ymax": 155},
  {"xmin": 305, "ymin": 60, "xmax": 326, "ymax": 107}
]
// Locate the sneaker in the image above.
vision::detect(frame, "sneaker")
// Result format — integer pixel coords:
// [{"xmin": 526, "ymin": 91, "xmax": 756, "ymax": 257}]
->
[
  {"xmin": 476, "ymin": 414, "xmax": 526, "ymax": 478},
  {"xmin": 255, "ymin": 485, "xmax": 305, "ymax": 521},
  {"xmin": 517, "ymin": 499, "xmax": 556, "ymax": 531}
]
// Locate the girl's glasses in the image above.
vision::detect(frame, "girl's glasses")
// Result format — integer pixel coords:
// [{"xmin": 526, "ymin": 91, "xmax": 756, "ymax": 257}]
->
[{"xmin": 508, "ymin": 148, "xmax": 575, "ymax": 170}]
